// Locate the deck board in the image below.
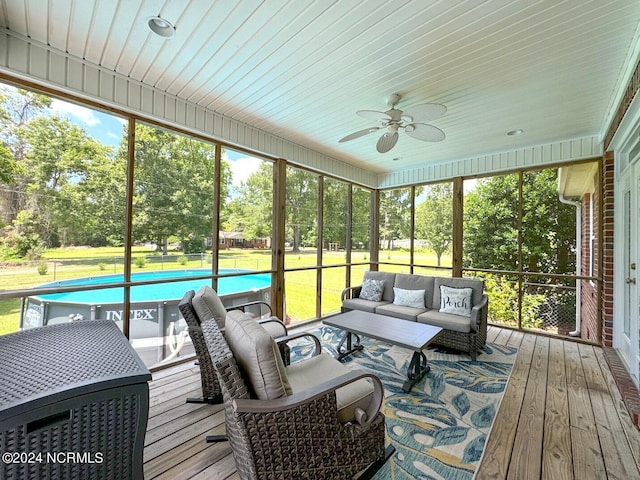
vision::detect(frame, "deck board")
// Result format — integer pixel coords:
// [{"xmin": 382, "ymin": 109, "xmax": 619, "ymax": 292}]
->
[
  {"xmin": 542, "ymin": 338, "xmax": 572, "ymax": 480},
  {"xmin": 507, "ymin": 336, "xmax": 549, "ymax": 480},
  {"xmin": 579, "ymin": 343, "xmax": 640, "ymax": 480},
  {"xmin": 145, "ymin": 326, "xmax": 640, "ymax": 480}
]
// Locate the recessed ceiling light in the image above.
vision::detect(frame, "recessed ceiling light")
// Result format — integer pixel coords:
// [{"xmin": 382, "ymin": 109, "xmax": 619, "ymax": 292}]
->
[
  {"xmin": 507, "ymin": 129, "xmax": 524, "ymax": 136},
  {"xmin": 147, "ymin": 16, "xmax": 175, "ymax": 38}
]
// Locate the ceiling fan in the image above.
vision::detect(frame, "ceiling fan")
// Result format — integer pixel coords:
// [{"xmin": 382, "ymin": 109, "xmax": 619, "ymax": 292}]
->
[{"xmin": 339, "ymin": 93, "xmax": 446, "ymax": 153}]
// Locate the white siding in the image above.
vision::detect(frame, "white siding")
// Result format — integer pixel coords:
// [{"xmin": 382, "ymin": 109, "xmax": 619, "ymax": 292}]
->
[{"xmin": 378, "ymin": 136, "xmax": 602, "ymax": 188}]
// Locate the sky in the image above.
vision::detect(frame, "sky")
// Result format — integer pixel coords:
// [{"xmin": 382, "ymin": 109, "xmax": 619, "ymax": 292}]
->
[
  {"xmin": 49, "ymin": 97, "xmax": 263, "ymax": 187},
  {"xmin": 50, "ymin": 99, "xmax": 126, "ymax": 149}
]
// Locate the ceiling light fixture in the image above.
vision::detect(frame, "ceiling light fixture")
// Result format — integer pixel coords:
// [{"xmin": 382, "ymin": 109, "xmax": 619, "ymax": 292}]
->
[
  {"xmin": 507, "ymin": 129, "xmax": 524, "ymax": 136},
  {"xmin": 147, "ymin": 16, "xmax": 175, "ymax": 38}
]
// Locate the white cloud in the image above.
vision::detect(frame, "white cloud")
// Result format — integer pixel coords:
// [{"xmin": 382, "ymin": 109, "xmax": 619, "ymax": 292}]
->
[
  {"xmin": 227, "ymin": 156, "xmax": 262, "ymax": 186},
  {"xmin": 50, "ymin": 99, "xmax": 101, "ymax": 127}
]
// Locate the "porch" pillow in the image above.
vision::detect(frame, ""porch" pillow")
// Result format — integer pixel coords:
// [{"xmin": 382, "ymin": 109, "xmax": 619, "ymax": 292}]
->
[{"xmin": 439, "ymin": 285, "xmax": 473, "ymax": 317}]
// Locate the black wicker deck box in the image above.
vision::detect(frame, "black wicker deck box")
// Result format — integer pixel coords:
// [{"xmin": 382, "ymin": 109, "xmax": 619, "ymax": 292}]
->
[{"xmin": 0, "ymin": 320, "xmax": 151, "ymax": 480}]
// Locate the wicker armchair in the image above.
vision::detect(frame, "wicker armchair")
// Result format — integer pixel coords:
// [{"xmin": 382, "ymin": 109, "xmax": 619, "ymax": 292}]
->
[
  {"xmin": 201, "ymin": 312, "xmax": 394, "ymax": 480},
  {"xmin": 178, "ymin": 288, "xmax": 288, "ymax": 405}
]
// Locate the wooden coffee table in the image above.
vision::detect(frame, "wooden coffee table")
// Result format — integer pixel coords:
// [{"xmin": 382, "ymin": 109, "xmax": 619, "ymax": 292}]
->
[{"xmin": 323, "ymin": 310, "xmax": 443, "ymax": 393}]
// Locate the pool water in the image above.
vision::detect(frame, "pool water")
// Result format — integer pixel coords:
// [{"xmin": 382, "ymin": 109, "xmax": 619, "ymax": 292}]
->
[{"xmin": 33, "ymin": 269, "xmax": 271, "ymax": 304}]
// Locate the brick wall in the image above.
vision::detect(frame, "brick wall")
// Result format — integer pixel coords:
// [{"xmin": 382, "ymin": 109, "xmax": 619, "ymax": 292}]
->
[
  {"xmin": 581, "ymin": 193, "xmax": 599, "ymax": 341},
  {"xmin": 601, "ymin": 152, "xmax": 615, "ymax": 347}
]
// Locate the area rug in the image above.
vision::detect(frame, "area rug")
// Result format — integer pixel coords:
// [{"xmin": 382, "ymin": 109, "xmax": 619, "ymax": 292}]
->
[{"xmin": 288, "ymin": 325, "xmax": 517, "ymax": 480}]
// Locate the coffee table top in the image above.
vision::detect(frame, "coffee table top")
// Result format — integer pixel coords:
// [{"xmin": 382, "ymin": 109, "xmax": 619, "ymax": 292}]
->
[{"xmin": 323, "ymin": 310, "xmax": 442, "ymax": 351}]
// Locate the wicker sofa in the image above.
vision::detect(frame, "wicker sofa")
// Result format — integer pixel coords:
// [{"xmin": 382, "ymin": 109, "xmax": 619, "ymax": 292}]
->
[{"xmin": 341, "ymin": 271, "xmax": 488, "ymax": 360}]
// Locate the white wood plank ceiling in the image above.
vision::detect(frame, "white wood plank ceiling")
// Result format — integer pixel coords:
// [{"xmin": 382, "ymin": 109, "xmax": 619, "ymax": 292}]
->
[{"xmin": 1, "ymin": 0, "xmax": 639, "ymax": 175}]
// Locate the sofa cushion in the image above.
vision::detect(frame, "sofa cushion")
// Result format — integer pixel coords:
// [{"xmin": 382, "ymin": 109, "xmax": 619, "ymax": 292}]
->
[
  {"xmin": 286, "ymin": 353, "xmax": 374, "ymax": 424},
  {"xmin": 417, "ymin": 310, "xmax": 473, "ymax": 333},
  {"xmin": 225, "ymin": 310, "xmax": 292, "ymax": 400},
  {"xmin": 193, "ymin": 285, "xmax": 227, "ymax": 328},
  {"xmin": 438, "ymin": 285, "xmax": 473, "ymax": 317},
  {"xmin": 394, "ymin": 274, "xmax": 435, "ymax": 309},
  {"xmin": 433, "ymin": 277, "xmax": 484, "ymax": 311},
  {"xmin": 393, "ymin": 287, "xmax": 426, "ymax": 308},
  {"xmin": 362, "ymin": 271, "xmax": 396, "ymax": 302},
  {"xmin": 375, "ymin": 303, "xmax": 425, "ymax": 321},
  {"xmin": 343, "ymin": 298, "xmax": 390, "ymax": 313},
  {"xmin": 359, "ymin": 278, "xmax": 385, "ymax": 301}
]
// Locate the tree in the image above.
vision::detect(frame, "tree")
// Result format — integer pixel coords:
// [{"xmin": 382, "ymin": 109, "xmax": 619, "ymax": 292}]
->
[
  {"xmin": 351, "ymin": 187, "xmax": 371, "ymax": 250},
  {"xmin": 322, "ymin": 179, "xmax": 347, "ymax": 249},
  {"xmin": 133, "ymin": 125, "xmax": 182, "ymax": 252},
  {"xmin": 131, "ymin": 124, "xmax": 230, "ymax": 254},
  {"xmin": 0, "ymin": 144, "xmax": 19, "ymax": 185},
  {"xmin": 224, "ymin": 161, "xmax": 272, "ymax": 240},
  {"xmin": 0, "ymin": 87, "xmax": 51, "ymax": 225},
  {"xmin": 285, "ymin": 167, "xmax": 318, "ymax": 252},
  {"xmin": 415, "ymin": 183, "xmax": 453, "ymax": 266},
  {"xmin": 463, "ymin": 170, "xmax": 576, "ymax": 275},
  {"xmin": 20, "ymin": 115, "xmax": 115, "ymax": 247},
  {"xmin": 379, "ymin": 189, "xmax": 412, "ymax": 250}
]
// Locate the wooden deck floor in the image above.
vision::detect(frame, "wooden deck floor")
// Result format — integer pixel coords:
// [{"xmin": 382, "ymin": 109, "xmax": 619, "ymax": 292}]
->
[{"xmin": 144, "ymin": 325, "xmax": 640, "ymax": 480}]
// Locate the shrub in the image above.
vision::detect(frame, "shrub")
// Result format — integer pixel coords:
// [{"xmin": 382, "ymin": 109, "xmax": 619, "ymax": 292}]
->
[
  {"xmin": 478, "ymin": 272, "xmax": 556, "ymax": 330},
  {"xmin": 182, "ymin": 236, "xmax": 203, "ymax": 254},
  {"xmin": 134, "ymin": 257, "xmax": 146, "ymax": 268},
  {"xmin": 37, "ymin": 261, "xmax": 48, "ymax": 276},
  {"xmin": 98, "ymin": 262, "xmax": 107, "ymax": 271},
  {"xmin": 177, "ymin": 255, "xmax": 188, "ymax": 266}
]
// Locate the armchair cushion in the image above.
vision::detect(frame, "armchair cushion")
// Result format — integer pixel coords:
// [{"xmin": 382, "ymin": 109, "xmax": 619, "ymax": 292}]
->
[
  {"xmin": 193, "ymin": 285, "xmax": 227, "ymax": 328},
  {"xmin": 225, "ymin": 311, "xmax": 292, "ymax": 400},
  {"xmin": 256, "ymin": 316, "xmax": 288, "ymax": 338},
  {"xmin": 286, "ymin": 353, "xmax": 374, "ymax": 424}
]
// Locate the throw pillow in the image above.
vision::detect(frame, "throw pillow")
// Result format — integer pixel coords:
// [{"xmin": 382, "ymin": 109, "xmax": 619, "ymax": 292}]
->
[
  {"xmin": 439, "ymin": 285, "xmax": 473, "ymax": 316},
  {"xmin": 359, "ymin": 278, "xmax": 385, "ymax": 302},
  {"xmin": 393, "ymin": 287, "xmax": 425, "ymax": 308}
]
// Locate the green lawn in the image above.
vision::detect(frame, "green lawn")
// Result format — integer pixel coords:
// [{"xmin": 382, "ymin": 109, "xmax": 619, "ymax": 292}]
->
[{"xmin": 0, "ymin": 247, "xmax": 451, "ymax": 335}]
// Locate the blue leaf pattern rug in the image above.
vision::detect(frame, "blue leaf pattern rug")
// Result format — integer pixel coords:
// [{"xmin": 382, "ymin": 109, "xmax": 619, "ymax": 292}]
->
[{"xmin": 288, "ymin": 325, "xmax": 517, "ymax": 480}]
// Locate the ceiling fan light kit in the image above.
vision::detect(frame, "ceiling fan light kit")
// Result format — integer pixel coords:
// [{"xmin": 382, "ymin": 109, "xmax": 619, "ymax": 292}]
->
[{"xmin": 340, "ymin": 93, "xmax": 446, "ymax": 153}]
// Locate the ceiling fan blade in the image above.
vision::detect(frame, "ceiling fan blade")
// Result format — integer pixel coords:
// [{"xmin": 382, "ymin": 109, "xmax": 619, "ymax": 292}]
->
[
  {"xmin": 376, "ymin": 132, "xmax": 399, "ymax": 153},
  {"xmin": 339, "ymin": 127, "xmax": 380, "ymax": 143},
  {"xmin": 405, "ymin": 123, "xmax": 446, "ymax": 142},
  {"xmin": 400, "ymin": 103, "xmax": 447, "ymax": 123},
  {"xmin": 357, "ymin": 110, "xmax": 392, "ymax": 121}
]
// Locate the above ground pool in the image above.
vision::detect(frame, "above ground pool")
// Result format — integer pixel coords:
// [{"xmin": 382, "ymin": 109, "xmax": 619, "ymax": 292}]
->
[{"xmin": 21, "ymin": 269, "xmax": 271, "ymax": 365}]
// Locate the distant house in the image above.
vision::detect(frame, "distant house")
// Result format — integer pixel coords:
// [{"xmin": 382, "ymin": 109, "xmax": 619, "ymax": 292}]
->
[{"xmin": 217, "ymin": 232, "xmax": 270, "ymax": 250}]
